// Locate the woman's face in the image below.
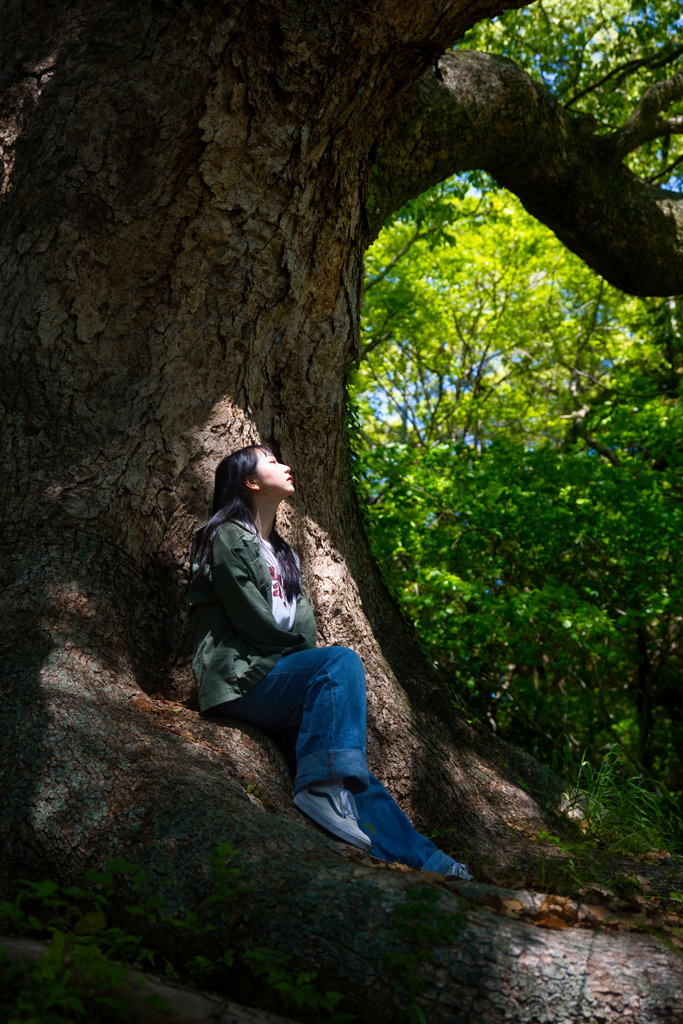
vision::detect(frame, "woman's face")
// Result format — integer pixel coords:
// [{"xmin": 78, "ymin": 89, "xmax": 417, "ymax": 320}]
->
[{"xmin": 247, "ymin": 451, "xmax": 295, "ymax": 502}]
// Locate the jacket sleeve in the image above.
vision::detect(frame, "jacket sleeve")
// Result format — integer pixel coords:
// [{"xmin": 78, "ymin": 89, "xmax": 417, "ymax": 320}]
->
[{"xmin": 210, "ymin": 531, "xmax": 305, "ymax": 651}]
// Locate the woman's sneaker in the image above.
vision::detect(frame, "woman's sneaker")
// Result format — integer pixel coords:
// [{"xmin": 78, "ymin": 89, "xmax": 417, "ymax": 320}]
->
[
  {"xmin": 445, "ymin": 861, "xmax": 472, "ymax": 880},
  {"xmin": 293, "ymin": 782, "xmax": 372, "ymax": 850}
]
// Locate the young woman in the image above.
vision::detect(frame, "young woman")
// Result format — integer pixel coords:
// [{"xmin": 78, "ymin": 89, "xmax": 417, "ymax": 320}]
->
[{"xmin": 187, "ymin": 445, "xmax": 470, "ymax": 877}]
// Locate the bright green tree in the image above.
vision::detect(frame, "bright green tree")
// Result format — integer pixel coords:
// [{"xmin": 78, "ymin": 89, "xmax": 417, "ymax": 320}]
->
[{"xmin": 351, "ymin": 0, "xmax": 683, "ymax": 796}]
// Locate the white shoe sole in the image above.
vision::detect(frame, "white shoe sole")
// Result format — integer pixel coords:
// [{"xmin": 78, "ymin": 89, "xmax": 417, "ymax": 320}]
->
[{"xmin": 293, "ymin": 791, "xmax": 372, "ymax": 849}]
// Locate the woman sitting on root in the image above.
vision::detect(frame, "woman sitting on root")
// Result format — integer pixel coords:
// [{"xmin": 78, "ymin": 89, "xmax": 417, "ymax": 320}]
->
[{"xmin": 187, "ymin": 444, "xmax": 470, "ymax": 877}]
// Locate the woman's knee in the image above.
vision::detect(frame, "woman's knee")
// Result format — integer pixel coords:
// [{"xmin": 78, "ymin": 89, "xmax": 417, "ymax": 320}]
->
[
  {"xmin": 321, "ymin": 647, "xmax": 366, "ymax": 703},
  {"xmin": 325, "ymin": 645, "xmax": 365, "ymax": 678}
]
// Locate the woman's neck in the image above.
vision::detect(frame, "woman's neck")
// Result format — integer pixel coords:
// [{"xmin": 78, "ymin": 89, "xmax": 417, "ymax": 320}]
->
[{"xmin": 251, "ymin": 501, "xmax": 278, "ymax": 539}]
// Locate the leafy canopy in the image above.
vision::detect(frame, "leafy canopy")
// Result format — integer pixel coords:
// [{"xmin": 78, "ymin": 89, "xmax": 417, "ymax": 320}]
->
[{"xmin": 351, "ymin": 0, "xmax": 683, "ymax": 806}]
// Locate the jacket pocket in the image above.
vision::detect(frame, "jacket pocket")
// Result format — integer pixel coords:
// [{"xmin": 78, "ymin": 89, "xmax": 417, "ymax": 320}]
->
[{"xmin": 192, "ymin": 622, "xmax": 238, "ymax": 686}]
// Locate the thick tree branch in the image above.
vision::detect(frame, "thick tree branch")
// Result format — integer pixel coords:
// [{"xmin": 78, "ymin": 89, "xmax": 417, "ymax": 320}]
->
[
  {"xmin": 612, "ymin": 68, "xmax": 683, "ymax": 160},
  {"xmin": 372, "ymin": 50, "xmax": 683, "ymax": 296},
  {"xmin": 560, "ymin": 403, "xmax": 623, "ymax": 467}
]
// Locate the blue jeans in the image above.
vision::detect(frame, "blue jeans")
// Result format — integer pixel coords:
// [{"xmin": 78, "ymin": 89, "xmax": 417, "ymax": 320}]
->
[{"xmin": 210, "ymin": 646, "xmax": 456, "ymax": 873}]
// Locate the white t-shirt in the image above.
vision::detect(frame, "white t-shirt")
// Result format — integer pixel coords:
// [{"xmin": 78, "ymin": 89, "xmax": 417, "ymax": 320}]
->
[{"xmin": 259, "ymin": 538, "xmax": 299, "ymax": 631}]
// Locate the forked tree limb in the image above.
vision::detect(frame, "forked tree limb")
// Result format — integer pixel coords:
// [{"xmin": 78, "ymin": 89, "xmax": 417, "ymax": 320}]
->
[
  {"xmin": 372, "ymin": 50, "xmax": 683, "ymax": 296},
  {"xmin": 613, "ymin": 68, "xmax": 683, "ymax": 161}
]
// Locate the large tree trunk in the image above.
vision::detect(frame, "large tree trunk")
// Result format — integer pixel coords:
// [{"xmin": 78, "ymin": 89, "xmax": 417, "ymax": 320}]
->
[
  {"xmin": 0, "ymin": 0, "xmax": 547, "ymax": 870},
  {"xmin": 3, "ymin": 0, "xmax": 683, "ymax": 1018}
]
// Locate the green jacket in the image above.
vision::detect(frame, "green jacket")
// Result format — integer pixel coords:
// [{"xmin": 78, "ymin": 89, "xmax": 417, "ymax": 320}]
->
[{"xmin": 187, "ymin": 521, "xmax": 317, "ymax": 712}]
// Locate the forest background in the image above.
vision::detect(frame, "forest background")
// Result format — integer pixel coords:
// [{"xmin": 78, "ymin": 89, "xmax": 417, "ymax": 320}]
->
[{"xmin": 351, "ymin": 0, "xmax": 683, "ymax": 849}]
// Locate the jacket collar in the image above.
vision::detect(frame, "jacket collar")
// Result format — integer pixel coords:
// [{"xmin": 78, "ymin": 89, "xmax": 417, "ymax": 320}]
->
[{"xmin": 220, "ymin": 520, "xmax": 261, "ymax": 550}]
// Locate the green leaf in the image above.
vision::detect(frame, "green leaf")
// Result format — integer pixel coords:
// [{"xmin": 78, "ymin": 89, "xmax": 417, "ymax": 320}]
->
[{"xmin": 73, "ymin": 911, "xmax": 106, "ymax": 935}]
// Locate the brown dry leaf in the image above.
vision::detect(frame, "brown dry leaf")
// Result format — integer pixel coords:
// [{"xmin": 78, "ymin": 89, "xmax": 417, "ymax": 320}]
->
[
  {"xmin": 635, "ymin": 876, "xmax": 655, "ymax": 893},
  {"xmin": 388, "ymin": 862, "xmax": 415, "ymax": 874},
  {"xmin": 535, "ymin": 915, "xmax": 568, "ymax": 929},
  {"xmin": 629, "ymin": 894, "xmax": 660, "ymax": 912},
  {"xmin": 583, "ymin": 905, "xmax": 620, "ymax": 924},
  {"xmin": 540, "ymin": 896, "xmax": 577, "ymax": 924},
  {"xmin": 501, "ymin": 898, "xmax": 524, "ymax": 912}
]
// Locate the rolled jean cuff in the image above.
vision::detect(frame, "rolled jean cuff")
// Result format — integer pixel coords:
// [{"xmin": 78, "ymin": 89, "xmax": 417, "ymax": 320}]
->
[
  {"xmin": 294, "ymin": 749, "xmax": 369, "ymax": 795},
  {"xmin": 421, "ymin": 850, "xmax": 457, "ymax": 875}
]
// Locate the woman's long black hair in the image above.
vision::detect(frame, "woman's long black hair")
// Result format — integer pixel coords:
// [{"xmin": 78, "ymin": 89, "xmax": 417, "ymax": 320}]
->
[{"xmin": 189, "ymin": 445, "xmax": 302, "ymax": 603}]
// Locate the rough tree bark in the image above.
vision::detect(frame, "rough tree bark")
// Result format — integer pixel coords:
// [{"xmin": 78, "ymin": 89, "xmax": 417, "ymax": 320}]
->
[{"xmin": 2, "ymin": 0, "xmax": 683, "ymax": 1019}]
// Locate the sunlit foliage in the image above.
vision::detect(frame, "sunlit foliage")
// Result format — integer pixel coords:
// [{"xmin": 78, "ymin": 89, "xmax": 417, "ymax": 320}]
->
[{"xmin": 351, "ymin": 0, "xmax": 683, "ymax": 793}]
